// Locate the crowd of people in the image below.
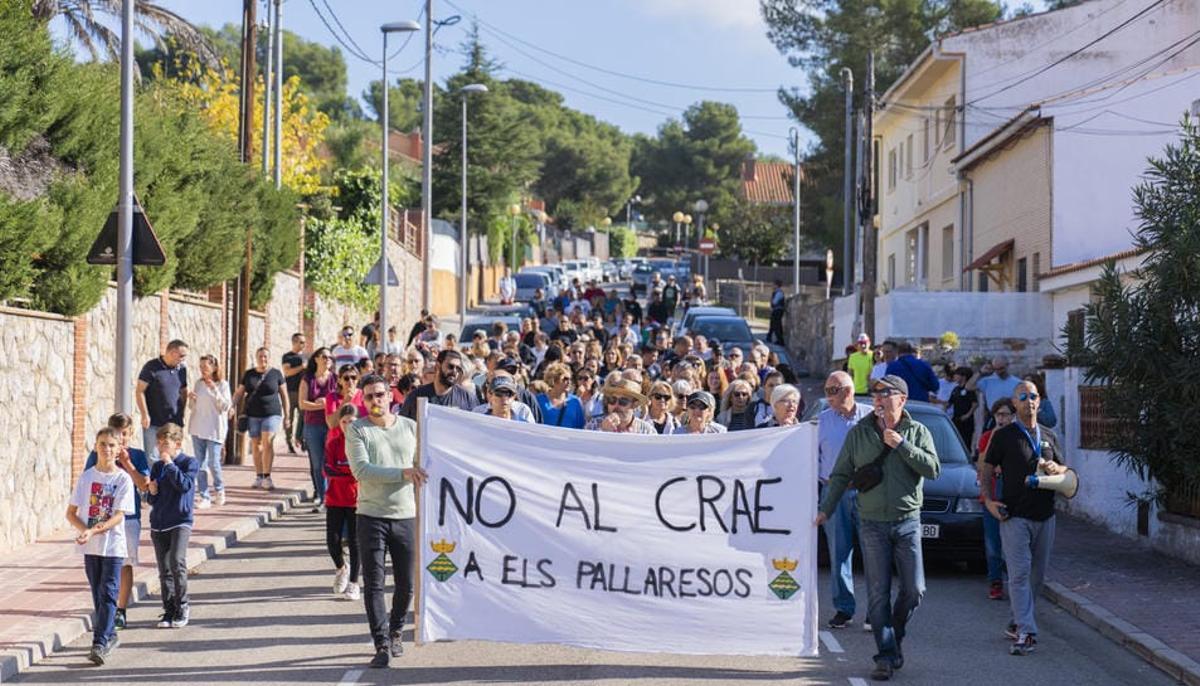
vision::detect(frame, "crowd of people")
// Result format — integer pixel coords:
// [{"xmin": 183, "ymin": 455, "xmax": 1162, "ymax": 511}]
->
[{"xmin": 67, "ymin": 276, "xmax": 1067, "ymax": 681}]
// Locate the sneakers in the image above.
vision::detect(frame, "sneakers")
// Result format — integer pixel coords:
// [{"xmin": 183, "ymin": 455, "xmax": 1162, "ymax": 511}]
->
[
  {"xmin": 1004, "ymin": 622, "xmax": 1019, "ymax": 640},
  {"xmin": 88, "ymin": 635, "xmax": 118, "ymax": 665},
  {"xmin": 263, "ymin": 477, "xmax": 275, "ymax": 491},
  {"xmin": 389, "ymin": 630, "xmax": 404, "ymax": 658},
  {"xmin": 216, "ymin": 490, "xmax": 226, "ymax": 506},
  {"xmin": 172, "ymin": 606, "xmax": 190, "ymax": 628},
  {"xmin": 197, "ymin": 498, "xmax": 212, "ymax": 510},
  {"xmin": 1010, "ymin": 633, "xmax": 1037, "ymax": 656},
  {"xmin": 252, "ymin": 476, "xmax": 264, "ymax": 489},
  {"xmin": 344, "ymin": 582, "xmax": 361, "ymax": 601},
  {"xmin": 333, "ymin": 566, "xmax": 350, "ymax": 595},
  {"xmin": 369, "ymin": 646, "xmax": 390, "ymax": 668},
  {"xmin": 828, "ymin": 611, "xmax": 853, "ymax": 629},
  {"xmin": 156, "ymin": 612, "xmax": 175, "ymax": 629},
  {"xmin": 870, "ymin": 659, "xmax": 894, "ymax": 681},
  {"xmin": 114, "ymin": 608, "xmax": 127, "ymax": 631},
  {"xmin": 864, "ymin": 620, "xmax": 873, "ymax": 633},
  {"xmin": 989, "ymin": 580, "xmax": 1005, "ymax": 600}
]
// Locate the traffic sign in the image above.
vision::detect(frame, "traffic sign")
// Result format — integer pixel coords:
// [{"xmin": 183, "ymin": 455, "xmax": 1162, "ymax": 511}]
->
[
  {"xmin": 362, "ymin": 256, "xmax": 400, "ymax": 286},
  {"xmin": 86, "ymin": 194, "xmax": 166, "ymax": 266},
  {"xmin": 698, "ymin": 238, "xmax": 716, "ymax": 255}
]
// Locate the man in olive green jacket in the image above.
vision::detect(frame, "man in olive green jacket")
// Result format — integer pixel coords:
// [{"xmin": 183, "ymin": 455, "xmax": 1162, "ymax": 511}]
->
[{"xmin": 816, "ymin": 374, "xmax": 939, "ymax": 681}]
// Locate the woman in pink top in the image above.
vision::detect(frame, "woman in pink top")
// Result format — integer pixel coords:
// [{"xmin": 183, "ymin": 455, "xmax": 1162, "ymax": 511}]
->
[
  {"xmin": 325, "ymin": 364, "xmax": 366, "ymax": 429},
  {"xmin": 298, "ymin": 348, "xmax": 336, "ymax": 510}
]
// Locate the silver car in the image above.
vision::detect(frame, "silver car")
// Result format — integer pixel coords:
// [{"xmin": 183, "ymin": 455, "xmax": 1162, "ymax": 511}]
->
[{"xmin": 514, "ymin": 272, "xmax": 551, "ymax": 302}]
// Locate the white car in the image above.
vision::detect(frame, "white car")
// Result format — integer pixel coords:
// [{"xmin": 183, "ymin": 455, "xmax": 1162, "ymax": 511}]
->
[
  {"xmin": 514, "ymin": 272, "xmax": 551, "ymax": 302},
  {"xmin": 521, "ymin": 265, "xmax": 566, "ymax": 294}
]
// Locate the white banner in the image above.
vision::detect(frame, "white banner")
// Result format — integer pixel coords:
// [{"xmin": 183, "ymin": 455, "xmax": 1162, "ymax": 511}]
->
[{"xmin": 418, "ymin": 404, "xmax": 819, "ymax": 657}]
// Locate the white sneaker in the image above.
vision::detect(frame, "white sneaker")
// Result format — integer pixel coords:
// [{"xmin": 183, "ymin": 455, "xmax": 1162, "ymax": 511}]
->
[
  {"xmin": 333, "ymin": 566, "xmax": 349, "ymax": 595},
  {"xmin": 343, "ymin": 582, "xmax": 360, "ymax": 601},
  {"xmin": 864, "ymin": 621, "xmax": 873, "ymax": 632},
  {"xmin": 263, "ymin": 477, "xmax": 275, "ymax": 491},
  {"xmin": 216, "ymin": 491, "xmax": 226, "ymax": 506},
  {"xmin": 252, "ymin": 476, "xmax": 263, "ymax": 489},
  {"xmin": 196, "ymin": 499, "xmax": 212, "ymax": 510}
]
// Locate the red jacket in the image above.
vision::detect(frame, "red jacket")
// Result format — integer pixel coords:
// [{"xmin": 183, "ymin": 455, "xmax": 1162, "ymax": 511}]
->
[{"xmin": 322, "ymin": 427, "xmax": 358, "ymax": 508}]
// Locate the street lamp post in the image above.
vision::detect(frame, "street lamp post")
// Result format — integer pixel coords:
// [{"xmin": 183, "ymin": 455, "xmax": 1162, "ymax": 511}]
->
[
  {"xmin": 672, "ymin": 210, "xmax": 684, "ymax": 252},
  {"xmin": 508, "ymin": 203, "xmax": 522, "ymax": 270},
  {"xmin": 693, "ymin": 199, "xmax": 708, "ymax": 279},
  {"xmin": 626, "ymin": 194, "xmax": 641, "ymax": 233},
  {"xmin": 459, "ymin": 83, "xmax": 488, "ymax": 320},
  {"xmin": 682, "ymin": 214, "xmax": 693, "ymax": 272},
  {"xmin": 380, "ymin": 20, "xmax": 421, "ymax": 352}
]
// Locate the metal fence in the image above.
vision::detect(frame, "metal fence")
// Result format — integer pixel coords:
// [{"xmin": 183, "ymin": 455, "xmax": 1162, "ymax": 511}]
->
[
  {"xmin": 1166, "ymin": 478, "xmax": 1200, "ymax": 519},
  {"xmin": 1078, "ymin": 385, "xmax": 1118, "ymax": 450},
  {"xmin": 713, "ymin": 280, "xmax": 828, "ymax": 321}
]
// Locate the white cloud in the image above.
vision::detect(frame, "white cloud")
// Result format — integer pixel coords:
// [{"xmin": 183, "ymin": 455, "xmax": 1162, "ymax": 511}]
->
[{"xmin": 632, "ymin": 0, "xmax": 764, "ymax": 31}]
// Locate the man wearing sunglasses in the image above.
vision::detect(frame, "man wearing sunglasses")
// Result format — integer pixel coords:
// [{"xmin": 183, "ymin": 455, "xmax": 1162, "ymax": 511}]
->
[
  {"xmin": 397, "ymin": 350, "xmax": 476, "ymax": 420},
  {"xmin": 332, "ymin": 328, "xmax": 369, "ymax": 369},
  {"xmin": 584, "ymin": 379, "xmax": 656, "ymax": 434},
  {"xmin": 815, "ymin": 375, "xmax": 939, "ymax": 681},
  {"xmin": 345, "ymin": 374, "xmax": 427, "ymax": 668},
  {"xmin": 816, "ymin": 371, "xmax": 874, "ymax": 632},
  {"xmin": 981, "ymin": 381, "xmax": 1067, "ymax": 657}
]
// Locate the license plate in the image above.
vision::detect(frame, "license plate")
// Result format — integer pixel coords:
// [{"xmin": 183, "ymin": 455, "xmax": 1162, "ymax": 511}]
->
[{"xmin": 921, "ymin": 524, "xmax": 940, "ymax": 539}]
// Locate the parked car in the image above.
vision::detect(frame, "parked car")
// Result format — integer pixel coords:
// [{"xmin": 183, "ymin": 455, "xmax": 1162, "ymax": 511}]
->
[
  {"xmin": 684, "ymin": 314, "xmax": 796, "ymax": 371},
  {"xmin": 523, "ymin": 265, "xmax": 567, "ymax": 294},
  {"xmin": 802, "ymin": 399, "xmax": 985, "ymax": 566},
  {"xmin": 514, "ymin": 271, "xmax": 551, "ymax": 302},
  {"xmin": 631, "ymin": 263, "xmax": 655, "ymax": 294},
  {"xmin": 675, "ymin": 306, "xmax": 737, "ymax": 337},
  {"xmin": 601, "ymin": 260, "xmax": 619, "ymax": 282},
  {"xmin": 458, "ymin": 314, "xmax": 525, "ymax": 342}
]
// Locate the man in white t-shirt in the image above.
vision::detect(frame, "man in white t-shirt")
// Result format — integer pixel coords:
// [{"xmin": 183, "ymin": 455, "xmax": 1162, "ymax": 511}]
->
[
  {"xmin": 498, "ymin": 268, "xmax": 517, "ymax": 305},
  {"xmin": 332, "ymin": 327, "xmax": 369, "ymax": 369},
  {"xmin": 870, "ymin": 340, "xmax": 897, "ymax": 382},
  {"xmin": 67, "ymin": 428, "xmax": 136, "ymax": 665}
]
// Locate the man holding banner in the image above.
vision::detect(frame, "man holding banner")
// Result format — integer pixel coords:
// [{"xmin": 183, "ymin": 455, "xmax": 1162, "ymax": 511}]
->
[
  {"xmin": 346, "ymin": 374, "xmax": 428, "ymax": 669},
  {"xmin": 816, "ymin": 375, "xmax": 939, "ymax": 682}
]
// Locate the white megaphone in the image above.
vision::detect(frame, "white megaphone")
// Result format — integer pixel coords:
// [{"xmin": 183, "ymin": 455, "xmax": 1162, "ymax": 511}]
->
[{"xmin": 1025, "ymin": 469, "xmax": 1079, "ymax": 499}]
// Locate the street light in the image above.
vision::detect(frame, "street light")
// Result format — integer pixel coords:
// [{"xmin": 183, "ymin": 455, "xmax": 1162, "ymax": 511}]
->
[
  {"xmin": 459, "ymin": 83, "xmax": 488, "ymax": 320},
  {"xmin": 672, "ymin": 210, "xmax": 684, "ymax": 251},
  {"xmin": 508, "ymin": 202, "xmax": 522, "ymax": 270},
  {"xmin": 683, "ymin": 214, "xmax": 693, "ymax": 250},
  {"xmin": 379, "ymin": 19, "xmax": 420, "ymax": 353},
  {"xmin": 601, "ymin": 217, "xmax": 612, "ymax": 228},
  {"xmin": 626, "ymin": 194, "xmax": 641, "ymax": 233}
]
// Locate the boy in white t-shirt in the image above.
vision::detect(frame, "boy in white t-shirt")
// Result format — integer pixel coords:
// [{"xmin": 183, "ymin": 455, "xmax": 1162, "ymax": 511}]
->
[{"xmin": 66, "ymin": 428, "xmax": 136, "ymax": 666}]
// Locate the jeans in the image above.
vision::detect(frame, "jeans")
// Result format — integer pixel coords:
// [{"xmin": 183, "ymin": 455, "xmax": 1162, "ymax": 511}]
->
[
  {"xmin": 303, "ymin": 423, "xmax": 329, "ymax": 502},
  {"xmin": 84, "ymin": 554, "xmax": 122, "ymax": 648},
  {"xmin": 820, "ymin": 483, "xmax": 859, "ymax": 616},
  {"xmin": 1000, "ymin": 515, "xmax": 1056, "ymax": 636},
  {"xmin": 192, "ymin": 436, "xmax": 225, "ymax": 500},
  {"xmin": 859, "ymin": 517, "xmax": 925, "ymax": 666},
  {"xmin": 767, "ymin": 309, "xmax": 785, "ymax": 344},
  {"xmin": 143, "ymin": 426, "xmax": 160, "ymax": 462},
  {"xmin": 357, "ymin": 515, "xmax": 416, "ymax": 647},
  {"xmin": 983, "ymin": 508, "xmax": 1005, "ymax": 583},
  {"xmin": 287, "ymin": 390, "xmax": 303, "ymax": 446},
  {"xmin": 327, "ymin": 506, "xmax": 359, "ymax": 583},
  {"xmin": 151, "ymin": 527, "xmax": 191, "ymax": 618}
]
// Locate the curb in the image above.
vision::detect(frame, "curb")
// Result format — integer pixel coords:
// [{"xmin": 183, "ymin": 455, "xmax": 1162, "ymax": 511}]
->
[
  {"xmin": 1044, "ymin": 581, "xmax": 1200, "ymax": 686},
  {"xmin": 0, "ymin": 485, "xmax": 313, "ymax": 683}
]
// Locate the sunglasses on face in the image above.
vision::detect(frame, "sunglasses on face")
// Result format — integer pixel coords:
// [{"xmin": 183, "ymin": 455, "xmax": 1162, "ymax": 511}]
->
[
  {"xmin": 872, "ymin": 389, "xmax": 901, "ymax": 398},
  {"xmin": 341, "ymin": 332, "xmax": 353, "ymax": 338},
  {"xmin": 1018, "ymin": 392, "xmax": 1039, "ymax": 401},
  {"xmin": 364, "ymin": 391, "xmax": 388, "ymax": 400},
  {"xmin": 493, "ymin": 389, "xmax": 515, "ymax": 399},
  {"xmin": 687, "ymin": 402, "xmax": 708, "ymax": 411},
  {"xmin": 342, "ymin": 375, "xmax": 359, "ymax": 382},
  {"xmin": 608, "ymin": 397, "xmax": 634, "ymax": 408},
  {"xmin": 732, "ymin": 391, "xmax": 750, "ymax": 398},
  {"xmin": 651, "ymin": 393, "xmax": 671, "ymax": 401},
  {"xmin": 825, "ymin": 385, "xmax": 847, "ymax": 395}
]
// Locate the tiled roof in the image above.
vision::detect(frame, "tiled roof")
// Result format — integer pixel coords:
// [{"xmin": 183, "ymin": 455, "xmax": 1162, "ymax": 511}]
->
[
  {"xmin": 740, "ymin": 162, "xmax": 796, "ymax": 205},
  {"xmin": 1039, "ymin": 247, "xmax": 1146, "ymax": 280}
]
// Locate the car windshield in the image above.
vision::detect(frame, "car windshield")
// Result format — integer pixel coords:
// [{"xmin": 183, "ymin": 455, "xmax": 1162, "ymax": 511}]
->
[
  {"xmin": 802, "ymin": 400, "xmax": 969, "ymax": 466},
  {"xmin": 634, "ymin": 264, "xmax": 652, "ymax": 273},
  {"xmin": 690, "ymin": 318, "xmax": 752, "ymax": 342},
  {"xmin": 514, "ymin": 274, "xmax": 545, "ymax": 288}
]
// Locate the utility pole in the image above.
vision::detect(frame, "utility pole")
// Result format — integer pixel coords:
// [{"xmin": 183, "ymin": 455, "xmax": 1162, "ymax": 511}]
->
[
  {"xmin": 841, "ymin": 67, "xmax": 854, "ymax": 296},
  {"xmin": 115, "ymin": 0, "xmax": 135, "ymax": 414},
  {"xmin": 232, "ymin": 0, "xmax": 257, "ymax": 465},
  {"xmin": 261, "ymin": 3, "xmax": 272, "ymax": 175},
  {"xmin": 861, "ymin": 51, "xmax": 877, "ymax": 341},
  {"xmin": 420, "ymin": 0, "xmax": 434, "ymax": 313},
  {"xmin": 272, "ymin": 0, "xmax": 283, "ymax": 189},
  {"xmin": 790, "ymin": 128, "xmax": 801, "ymax": 295}
]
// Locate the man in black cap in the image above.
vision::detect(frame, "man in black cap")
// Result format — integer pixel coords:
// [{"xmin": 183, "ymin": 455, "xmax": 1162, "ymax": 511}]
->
[{"xmin": 815, "ymin": 374, "xmax": 940, "ymax": 682}]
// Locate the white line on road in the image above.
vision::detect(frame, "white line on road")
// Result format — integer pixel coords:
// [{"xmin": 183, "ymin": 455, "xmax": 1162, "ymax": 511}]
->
[
  {"xmin": 337, "ymin": 669, "xmax": 364, "ymax": 686},
  {"xmin": 848, "ymin": 678, "xmax": 870, "ymax": 686},
  {"xmin": 820, "ymin": 630, "xmax": 845, "ymax": 653}
]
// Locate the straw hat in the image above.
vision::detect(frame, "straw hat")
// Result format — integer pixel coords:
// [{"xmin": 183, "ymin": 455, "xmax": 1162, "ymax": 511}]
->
[{"xmin": 602, "ymin": 377, "xmax": 648, "ymax": 405}]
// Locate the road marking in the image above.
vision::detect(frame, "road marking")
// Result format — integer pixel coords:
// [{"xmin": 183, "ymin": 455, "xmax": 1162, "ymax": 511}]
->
[
  {"xmin": 337, "ymin": 669, "xmax": 364, "ymax": 686},
  {"xmin": 820, "ymin": 630, "xmax": 845, "ymax": 653},
  {"xmin": 848, "ymin": 679, "xmax": 870, "ymax": 686}
]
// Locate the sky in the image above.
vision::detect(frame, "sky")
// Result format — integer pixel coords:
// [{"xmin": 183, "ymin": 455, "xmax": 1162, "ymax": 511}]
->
[{"xmin": 100, "ymin": 0, "xmax": 809, "ymax": 157}]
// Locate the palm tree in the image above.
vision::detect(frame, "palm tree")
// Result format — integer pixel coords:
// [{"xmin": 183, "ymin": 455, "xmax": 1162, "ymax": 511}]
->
[{"xmin": 31, "ymin": 0, "xmax": 218, "ymax": 66}]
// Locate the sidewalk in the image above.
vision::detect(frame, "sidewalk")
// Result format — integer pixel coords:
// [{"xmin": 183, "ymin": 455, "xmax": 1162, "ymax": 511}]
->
[
  {"xmin": 0, "ymin": 448, "xmax": 315, "ymax": 681},
  {"xmin": 1046, "ymin": 513, "xmax": 1200, "ymax": 685}
]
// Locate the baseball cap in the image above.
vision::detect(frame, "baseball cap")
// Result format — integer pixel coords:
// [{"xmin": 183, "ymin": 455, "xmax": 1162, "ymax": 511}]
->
[
  {"xmin": 872, "ymin": 374, "xmax": 908, "ymax": 396},
  {"xmin": 498, "ymin": 357, "xmax": 520, "ymax": 373},
  {"xmin": 857, "ymin": 333, "xmax": 871, "ymax": 343},
  {"xmin": 489, "ymin": 376, "xmax": 518, "ymax": 394},
  {"xmin": 685, "ymin": 391, "xmax": 716, "ymax": 410}
]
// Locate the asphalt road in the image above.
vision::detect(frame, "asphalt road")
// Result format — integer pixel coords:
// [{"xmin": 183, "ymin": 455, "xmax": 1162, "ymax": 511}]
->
[{"xmin": 12, "ymin": 508, "xmax": 1173, "ymax": 686}]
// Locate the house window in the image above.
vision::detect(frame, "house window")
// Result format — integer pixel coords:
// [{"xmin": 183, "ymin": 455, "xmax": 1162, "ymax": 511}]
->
[
  {"xmin": 978, "ymin": 271, "xmax": 989, "ymax": 292},
  {"xmin": 943, "ymin": 96, "xmax": 957, "ymax": 150},
  {"xmin": 887, "ymin": 253, "xmax": 896, "ymax": 290},
  {"xmin": 905, "ymin": 134, "xmax": 914, "ymax": 178},
  {"xmin": 941, "ymin": 225, "xmax": 954, "ymax": 281},
  {"xmin": 1017, "ymin": 257, "xmax": 1028, "ymax": 292},
  {"xmin": 888, "ymin": 148, "xmax": 897, "ymax": 191},
  {"xmin": 923, "ymin": 118, "xmax": 930, "ymax": 163},
  {"xmin": 1079, "ymin": 386, "xmax": 1118, "ymax": 450},
  {"xmin": 1032, "ymin": 252, "xmax": 1041, "ymax": 291}
]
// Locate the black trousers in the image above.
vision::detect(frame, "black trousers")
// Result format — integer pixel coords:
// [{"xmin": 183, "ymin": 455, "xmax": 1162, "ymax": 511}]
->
[
  {"xmin": 326, "ymin": 506, "xmax": 359, "ymax": 583},
  {"xmin": 767, "ymin": 309, "xmax": 786, "ymax": 345},
  {"xmin": 356, "ymin": 514, "xmax": 416, "ymax": 647},
  {"xmin": 151, "ymin": 527, "xmax": 191, "ymax": 616}
]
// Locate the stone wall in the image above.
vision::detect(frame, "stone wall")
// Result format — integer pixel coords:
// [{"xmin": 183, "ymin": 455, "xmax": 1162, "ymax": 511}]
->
[
  {"xmin": 784, "ymin": 295, "xmax": 834, "ymax": 378},
  {"xmin": 267, "ymin": 271, "xmax": 303, "ymax": 367},
  {"xmin": 0, "ymin": 308, "xmax": 75, "ymax": 553}
]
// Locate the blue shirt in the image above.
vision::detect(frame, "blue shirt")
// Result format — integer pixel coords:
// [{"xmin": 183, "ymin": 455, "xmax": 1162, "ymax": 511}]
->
[
  {"xmin": 536, "ymin": 393, "xmax": 586, "ymax": 429},
  {"xmin": 85, "ymin": 447, "xmax": 149, "ymax": 521},
  {"xmin": 817, "ymin": 403, "xmax": 874, "ymax": 482},
  {"xmin": 976, "ymin": 374, "xmax": 1021, "ymax": 414},
  {"xmin": 886, "ymin": 355, "xmax": 940, "ymax": 404}
]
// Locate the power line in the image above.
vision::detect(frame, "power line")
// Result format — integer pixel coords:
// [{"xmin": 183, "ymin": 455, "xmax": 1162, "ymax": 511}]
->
[{"xmin": 442, "ymin": 0, "xmax": 782, "ymax": 94}]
